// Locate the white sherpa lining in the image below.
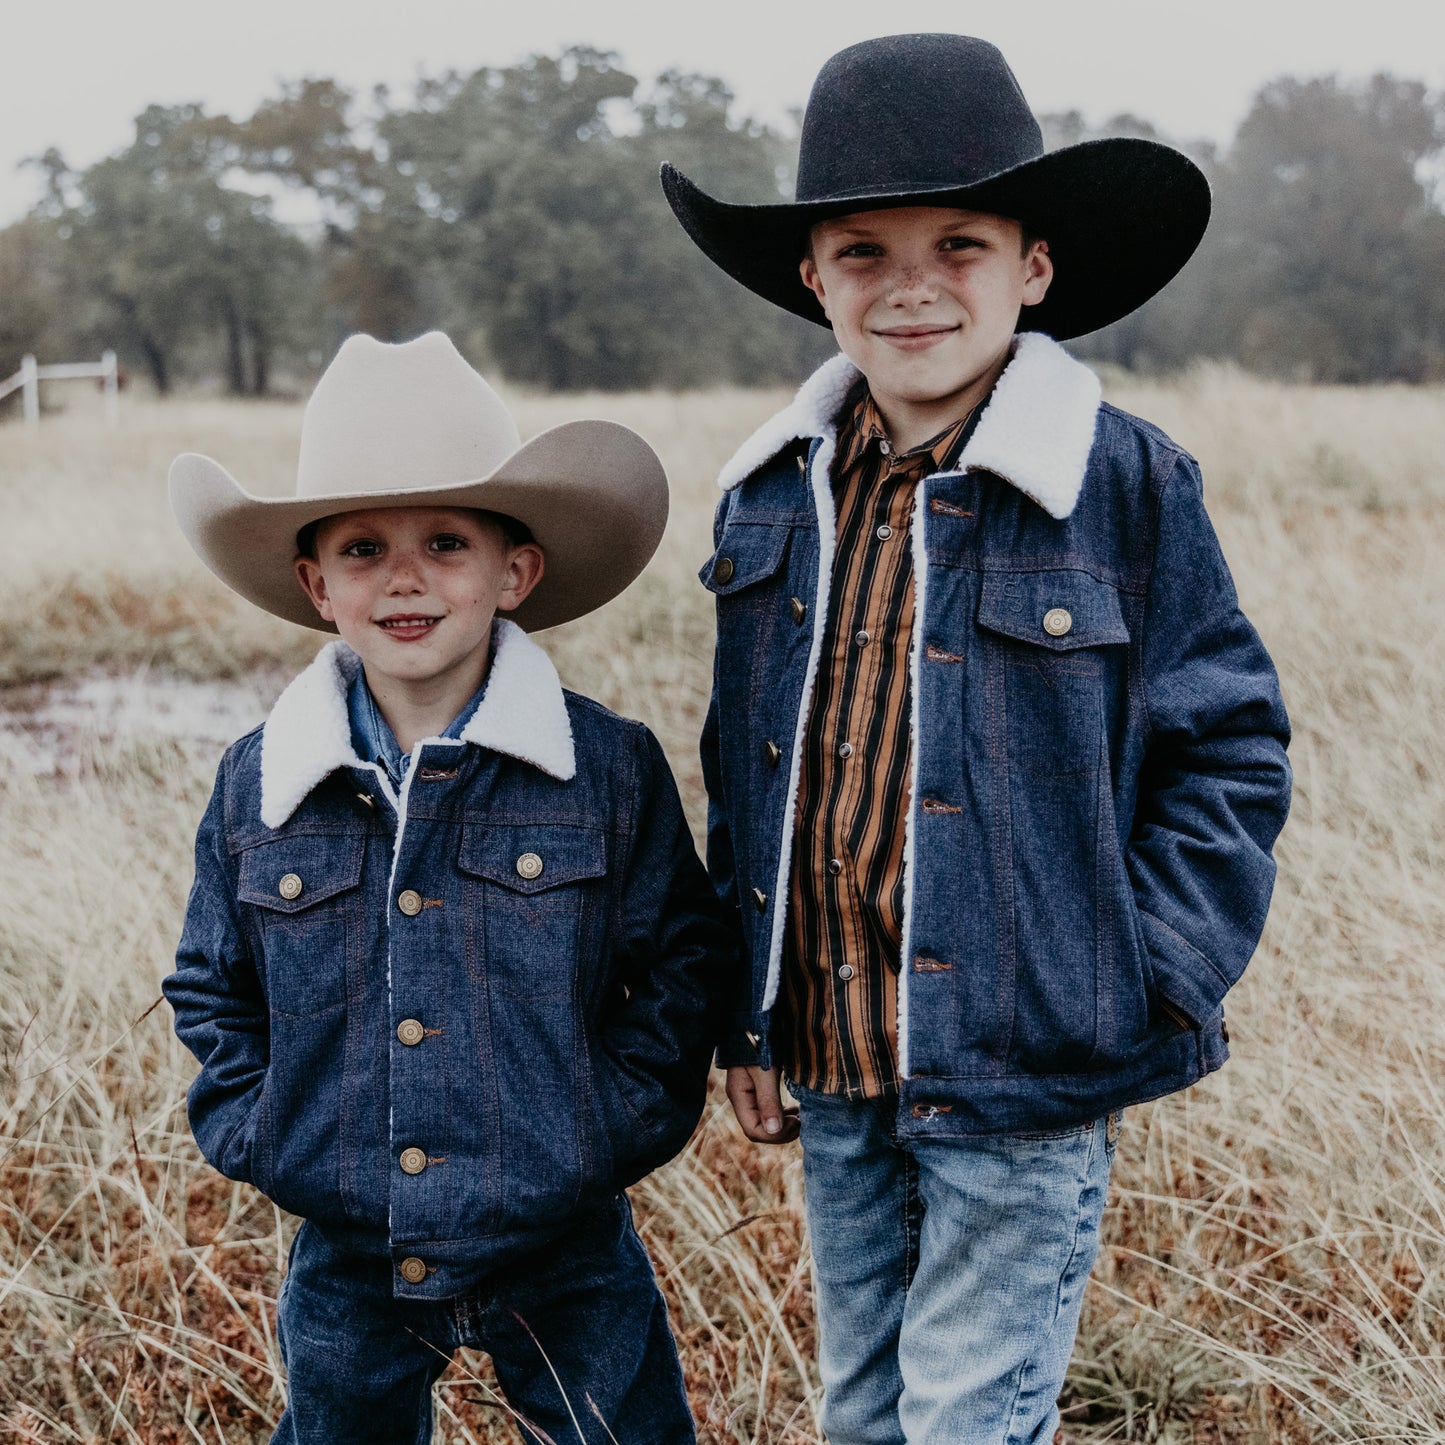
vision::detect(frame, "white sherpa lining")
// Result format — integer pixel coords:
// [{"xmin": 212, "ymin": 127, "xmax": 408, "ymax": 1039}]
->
[
  {"xmin": 718, "ymin": 333, "xmax": 1103, "ymax": 1041},
  {"xmin": 760, "ymin": 435, "xmax": 838, "ymax": 1014},
  {"xmin": 718, "ymin": 333, "xmax": 1100, "ymax": 519},
  {"xmin": 259, "ymin": 617, "xmax": 575, "ymax": 829}
]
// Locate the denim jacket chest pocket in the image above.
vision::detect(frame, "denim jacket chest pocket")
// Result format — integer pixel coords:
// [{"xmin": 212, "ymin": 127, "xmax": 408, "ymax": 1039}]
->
[
  {"xmin": 237, "ymin": 833, "xmax": 365, "ymax": 1015},
  {"xmin": 457, "ymin": 823, "xmax": 609, "ymax": 998},
  {"xmin": 701, "ymin": 520, "xmax": 796, "ymax": 692},
  {"xmin": 976, "ymin": 569, "xmax": 1131, "ymax": 779}
]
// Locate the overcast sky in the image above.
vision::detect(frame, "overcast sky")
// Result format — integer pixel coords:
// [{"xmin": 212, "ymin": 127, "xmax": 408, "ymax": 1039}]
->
[{"xmin": 2, "ymin": 0, "xmax": 1441, "ymax": 223}]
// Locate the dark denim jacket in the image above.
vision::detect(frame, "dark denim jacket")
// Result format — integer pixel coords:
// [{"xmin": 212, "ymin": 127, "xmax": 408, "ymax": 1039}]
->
[
  {"xmin": 700, "ymin": 336, "xmax": 1291, "ymax": 1136},
  {"xmin": 166, "ymin": 621, "xmax": 724, "ymax": 1298}
]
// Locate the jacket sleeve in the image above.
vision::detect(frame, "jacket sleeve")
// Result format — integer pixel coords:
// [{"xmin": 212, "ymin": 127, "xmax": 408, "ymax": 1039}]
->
[
  {"xmin": 698, "ymin": 490, "xmax": 760, "ymax": 1069},
  {"xmin": 1128, "ymin": 452, "xmax": 1292, "ymax": 1028},
  {"xmin": 600, "ymin": 723, "xmax": 731, "ymax": 1185},
  {"xmin": 163, "ymin": 753, "xmax": 269, "ymax": 1185}
]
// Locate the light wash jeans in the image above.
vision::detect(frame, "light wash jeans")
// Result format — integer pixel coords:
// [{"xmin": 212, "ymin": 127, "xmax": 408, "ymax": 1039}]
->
[{"xmin": 793, "ymin": 1086, "xmax": 1119, "ymax": 1445}]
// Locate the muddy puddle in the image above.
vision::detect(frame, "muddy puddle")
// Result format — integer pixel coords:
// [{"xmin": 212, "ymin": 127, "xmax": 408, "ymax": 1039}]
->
[{"xmin": 0, "ymin": 670, "xmax": 290, "ymax": 775}]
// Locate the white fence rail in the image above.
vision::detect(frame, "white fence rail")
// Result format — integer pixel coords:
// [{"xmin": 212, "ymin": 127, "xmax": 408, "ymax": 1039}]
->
[{"xmin": 0, "ymin": 351, "xmax": 119, "ymax": 426}]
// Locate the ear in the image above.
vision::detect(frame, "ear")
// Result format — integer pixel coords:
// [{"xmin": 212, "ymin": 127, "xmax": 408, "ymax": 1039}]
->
[
  {"xmin": 1021, "ymin": 239, "xmax": 1053, "ymax": 309},
  {"xmin": 495, "ymin": 543, "xmax": 546, "ymax": 614},
  {"xmin": 294, "ymin": 555, "xmax": 336, "ymax": 622},
  {"xmin": 799, "ymin": 253, "xmax": 830, "ymax": 319}
]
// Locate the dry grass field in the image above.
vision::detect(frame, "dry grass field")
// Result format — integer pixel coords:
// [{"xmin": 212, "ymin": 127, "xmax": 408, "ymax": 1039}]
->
[{"xmin": 1, "ymin": 366, "xmax": 1443, "ymax": 1442}]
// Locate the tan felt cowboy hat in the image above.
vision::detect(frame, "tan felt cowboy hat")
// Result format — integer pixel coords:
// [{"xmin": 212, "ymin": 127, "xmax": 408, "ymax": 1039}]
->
[{"xmin": 169, "ymin": 331, "xmax": 669, "ymax": 633}]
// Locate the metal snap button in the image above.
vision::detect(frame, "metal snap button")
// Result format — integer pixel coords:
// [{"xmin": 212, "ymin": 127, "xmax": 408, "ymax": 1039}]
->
[
  {"xmin": 854, "ymin": 629, "xmax": 871, "ymax": 646},
  {"xmin": 764, "ymin": 741, "xmax": 781, "ymax": 768},
  {"xmin": 399, "ymin": 1147, "xmax": 428, "ymax": 1175},
  {"xmin": 396, "ymin": 1018, "xmax": 425, "ymax": 1047},
  {"xmin": 790, "ymin": 597, "xmax": 807, "ymax": 624},
  {"xmin": 837, "ymin": 964, "xmax": 855, "ymax": 980},
  {"xmin": 278, "ymin": 873, "xmax": 303, "ymax": 901},
  {"xmin": 1043, "ymin": 608, "xmax": 1073, "ymax": 637},
  {"xmin": 515, "ymin": 852, "xmax": 543, "ymax": 880},
  {"xmin": 827, "ymin": 857, "xmax": 843, "ymax": 876},
  {"xmin": 878, "ymin": 439, "xmax": 892, "ymax": 456},
  {"xmin": 397, "ymin": 889, "xmax": 423, "ymax": 916},
  {"xmin": 713, "ymin": 556, "xmax": 735, "ymax": 585},
  {"xmin": 876, "ymin": 524, "xmax": 893, "ymax": 540},
  {"xmin": 398, "ymin": 1256, "xmax": 427, "ymax": 1284},
  {"xmin": 837, "ymin": 741, "xmax": 854, "ymax": 759},
  {"xmin": 752, "ymin": 887, "xmax": 767, "ymax": 913}
]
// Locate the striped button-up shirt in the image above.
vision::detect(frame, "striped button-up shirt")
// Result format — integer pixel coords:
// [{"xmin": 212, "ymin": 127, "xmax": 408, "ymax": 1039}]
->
[{"xmin": 778, "ymin": 385, "xmax": 976, "ymax": 1098}]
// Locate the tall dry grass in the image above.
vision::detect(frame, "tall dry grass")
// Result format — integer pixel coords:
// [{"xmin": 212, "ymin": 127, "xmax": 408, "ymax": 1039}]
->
[{"xmin": 1, "ymin": 367, "xmax": 1443, "ymax": 1441}]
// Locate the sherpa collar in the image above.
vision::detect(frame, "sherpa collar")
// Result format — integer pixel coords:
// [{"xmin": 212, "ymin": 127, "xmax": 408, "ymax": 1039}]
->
[
  {"xmin": 716, "ymin": 332, "xmax": 1102, "ymax": 520},
  {"xmin": 258, "ymin": 618, "xmax": 576, "ymax": 828}
]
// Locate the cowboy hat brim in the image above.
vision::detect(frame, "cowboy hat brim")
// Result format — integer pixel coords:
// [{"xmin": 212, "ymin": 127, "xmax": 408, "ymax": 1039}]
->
[
  {"xmin": 661, "ymin": 137, "xmax": 1210, "ymax": 341},
  {"xmin": 170, "ymin": 419, "xmax": 668, "ymax": 635}
]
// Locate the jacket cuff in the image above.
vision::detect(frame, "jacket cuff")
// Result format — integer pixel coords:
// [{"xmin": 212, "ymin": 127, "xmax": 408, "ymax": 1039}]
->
[
  {"xmin": 715, "ymin": 1015, "xmax": 764, "ymax": 1070},
  {"xmin": 1138, "ymin": 907, "xmax": 1230, "ymax": 1028}
]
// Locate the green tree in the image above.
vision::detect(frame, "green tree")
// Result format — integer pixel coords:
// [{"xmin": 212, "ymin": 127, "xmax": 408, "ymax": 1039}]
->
[{"xmin": 38, "ymin": 105, "xmax": 319, "ymax": 393}]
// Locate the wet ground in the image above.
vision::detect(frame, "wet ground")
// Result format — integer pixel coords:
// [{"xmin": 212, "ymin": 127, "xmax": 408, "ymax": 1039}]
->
[{"xmin": 0, "ymin": 669, "xmax": 290, "ymax": 774}]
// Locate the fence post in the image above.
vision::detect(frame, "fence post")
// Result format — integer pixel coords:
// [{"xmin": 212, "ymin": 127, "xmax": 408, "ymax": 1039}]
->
[
  {"xmin": 21, "ymin": 354, "xmax": 39, "ymax": 428},
  {"xmin": 101, "ymin": 350, "xmax": 119, "ymax": 427}
]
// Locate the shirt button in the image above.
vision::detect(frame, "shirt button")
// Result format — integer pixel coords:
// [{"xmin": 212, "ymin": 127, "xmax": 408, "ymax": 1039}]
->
[
  {"xmin": 397, "ymin": 1018, "xmax": 425, "ymax": 1047},
  {"xmin": 837, "ymin": 741, "xmax": 854, "ymax": 759},
  {"xmin": 397, "ymin": 889, "xmax": 423, "ymax": 916},
  {"xmin": 399, "ymin": 1147, "xmax": 428, "ymax": 1175},
  {"xmin": 854, "ymin": 629, "xmax": 870, "ymax": 646},
  {"xmin": 398, "ymin": 1256, "xmax": 428, "ymax": 1284},
  {"xmin": 713, "ymin": 556, "xmax": 735, "ymax": 585},
  {"xmin": 878, "ymin": 439, "xmax": 892, "ymax": 456},
  {"xmin": 1043, "ymin": 607, "xmax": 1073, "ymax": 637},
  {"xmin": 790, "ymin": 597, "xmax": 807, "ymax": 624},
  {"xmin": 837, "ymin": 964, "xmax": 855, "ymax": 980},
  {"xmin": 752, "ymin": 887, "xmax": 768, "ymax": 913},
  {"xmin": 763, "ymin": 740, "xmax": 782, "ymax": 768},
  {"xmin": 827, "ymin": 857, "xmax": 843, "ymax": 876},
  {"xmin": 278, "ymin": 873, "xmax": 303, "ymax": 900},
  {"xmin": 515, "ymin": 852, "xmax": 543, "ymax": 880},
  {"xmin": 876, "ymin": 524, "xmax": 893, "ymax": 540}
]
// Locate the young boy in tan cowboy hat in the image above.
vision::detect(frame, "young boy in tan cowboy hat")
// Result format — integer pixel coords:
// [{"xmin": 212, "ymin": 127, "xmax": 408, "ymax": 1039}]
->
[
  {"xmin": 165, "ymin": 331, "xmax": 721, "ymax": 1444},
  {"xmin": 663, "ymin": 33, "xmax": 1291, "ymax": 1443}
]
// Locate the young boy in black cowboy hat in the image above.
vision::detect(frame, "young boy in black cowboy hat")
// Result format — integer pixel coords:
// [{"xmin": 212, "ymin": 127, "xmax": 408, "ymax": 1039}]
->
[{"xmin": 663, "ymin": 33, "xmax": 1291, "ymax": 1444}]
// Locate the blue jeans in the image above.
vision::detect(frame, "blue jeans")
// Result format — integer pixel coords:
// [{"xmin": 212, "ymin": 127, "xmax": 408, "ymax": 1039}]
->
[
  {"xmin": 273, "ymin": 1195, "xmax": 694, "ymax": 1444},
  {"xmin": 793, "ymin": 1087, "xmax": 1118, "ymax": 1445}
]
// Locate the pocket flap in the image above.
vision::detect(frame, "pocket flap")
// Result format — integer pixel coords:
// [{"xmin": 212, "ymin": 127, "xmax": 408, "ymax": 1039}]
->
[
  {"xmin": 458, "ymin": 824, "xmax": 609, "ymax": 894},
  {"xmin": 978, "ymin": 570, "xmax": 1130, "ymax": 651},
  {"xmin": 698, "ymin": 523, "xmax": 790, "ymax": 595},
  {"xmin": 238, "ymin": 835, "xmax": 364, "ymax": 912}
]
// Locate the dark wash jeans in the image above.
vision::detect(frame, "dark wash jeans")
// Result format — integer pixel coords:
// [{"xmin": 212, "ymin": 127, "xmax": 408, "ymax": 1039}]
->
[{"xmin": 273, "ymin": 1195, "xmax": 694, "ymax": 1445}]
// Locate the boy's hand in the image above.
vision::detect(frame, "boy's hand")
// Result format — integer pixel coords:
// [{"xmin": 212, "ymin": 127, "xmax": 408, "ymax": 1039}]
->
[{"xmin": 726, "ymin": 1066, "xmax": 800, "ymax": 1144}]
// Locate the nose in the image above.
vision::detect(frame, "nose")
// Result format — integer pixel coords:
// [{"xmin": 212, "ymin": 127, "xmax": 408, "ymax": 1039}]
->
[
  {"xmin": 384, "ymin": 549, "xmax": 426, "ymax": 594},
  {"xmin": 885, "ymin": 264, "xmax": 938, "ymax": 308}
]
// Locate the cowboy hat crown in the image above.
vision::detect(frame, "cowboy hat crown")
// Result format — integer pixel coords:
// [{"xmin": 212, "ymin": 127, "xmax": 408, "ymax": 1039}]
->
[
  {"xmin": 661, "ymin": 33, "xmax": 1210, "ymax": 340},
  {"xmin": 170, "ymin": 332, "xmax": 669, "ymax": 634}
]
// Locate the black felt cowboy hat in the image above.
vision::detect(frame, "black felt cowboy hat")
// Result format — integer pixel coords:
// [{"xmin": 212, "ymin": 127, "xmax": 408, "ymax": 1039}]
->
[{"xmin": 661, "ymin": 34, "xmax": 1210, "ymax": 341}]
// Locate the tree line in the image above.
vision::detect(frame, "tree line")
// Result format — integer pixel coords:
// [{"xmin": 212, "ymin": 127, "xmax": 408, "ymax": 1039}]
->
[{"xmin": 2, "ymin": 48, "xmax": 1442, "ymax": 396}]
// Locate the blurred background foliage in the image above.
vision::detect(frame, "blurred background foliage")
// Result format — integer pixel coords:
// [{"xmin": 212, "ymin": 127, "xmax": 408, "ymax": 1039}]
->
[{"xmin": 3, "ymin": 46, "xmax": 1443, "ymax": 394}]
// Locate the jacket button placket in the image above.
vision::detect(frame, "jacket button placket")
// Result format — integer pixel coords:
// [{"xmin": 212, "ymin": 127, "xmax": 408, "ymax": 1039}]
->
[{"xmin": 389, "ymin": 744, "xmax": 454, "ymax": 1252}]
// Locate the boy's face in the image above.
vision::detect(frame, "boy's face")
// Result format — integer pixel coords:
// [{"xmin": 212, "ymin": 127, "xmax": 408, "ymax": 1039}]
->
[
  {"xmin": 800, "ymin": 206, "xmax": 1053, "ymax": 436},
  {"xmin": 293, "ymin": 506, "xmax": 543, "ymax": 699}
]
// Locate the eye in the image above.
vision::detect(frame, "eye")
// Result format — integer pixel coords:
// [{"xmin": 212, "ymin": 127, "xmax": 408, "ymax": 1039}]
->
[
  {"xmin": 430, "ymin": 534, "xmax": 468, "ymax": 553},
  {"xmin": 339, "ymin": 538, "xmax": 380, "ymax": 558},
  {"xmin": 940, "ymin": 235, "xmax": 984, "ymax": 252},
  {"xmin": 836, "ymin": 241, "xmax": 883, "ymax": 259}
]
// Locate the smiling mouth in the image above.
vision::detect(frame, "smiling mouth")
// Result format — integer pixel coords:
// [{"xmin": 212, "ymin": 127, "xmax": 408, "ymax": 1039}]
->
[
  {"xmin": 876, "ymin": 324, "xmax": 958, "ymax": 346},
  {"xmin": 374, "ymin": 615, "xmax": 442, "ymax": 641}
]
